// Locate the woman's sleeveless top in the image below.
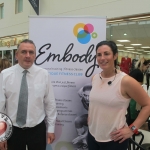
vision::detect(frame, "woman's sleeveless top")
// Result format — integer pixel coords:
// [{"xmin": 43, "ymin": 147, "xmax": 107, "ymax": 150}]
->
[{"xmin": 88, "ymin": 72, "xmax": 130, "ymax": 142}]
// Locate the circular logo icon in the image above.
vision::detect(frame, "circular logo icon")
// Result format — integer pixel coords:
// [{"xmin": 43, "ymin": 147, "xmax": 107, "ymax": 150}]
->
[
  {"xmin": 0, "ymin": 113, "xmax": 13, "ymax": 142},
  {"xmin": 73, "ymin": 23, "xmax": 98, "ymax": 44}
]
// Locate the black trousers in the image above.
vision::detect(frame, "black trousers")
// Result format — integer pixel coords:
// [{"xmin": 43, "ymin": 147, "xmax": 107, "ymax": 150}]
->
[
  {"xmin": 88, "ymin": 130, "xmax": 129, "ymax": 150},
  {"xmin": 7, "ymin": 120, "xmax": 46, "ymax": 150}
]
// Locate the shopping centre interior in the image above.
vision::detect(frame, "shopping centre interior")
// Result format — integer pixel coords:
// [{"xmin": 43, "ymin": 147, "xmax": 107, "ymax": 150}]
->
[
  {"xmin": 107, "ymin": 14, "xmax": 150, "ymax": 62},
  {"xmin": 0, "ymin": 1, "xmax": 150, "ymax": 149}
]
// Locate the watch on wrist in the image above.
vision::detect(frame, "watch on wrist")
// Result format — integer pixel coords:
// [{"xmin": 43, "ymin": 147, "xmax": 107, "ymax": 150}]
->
[{"xmin": 129, "ymin": 124, "xmax": 139, "ymax": 134}]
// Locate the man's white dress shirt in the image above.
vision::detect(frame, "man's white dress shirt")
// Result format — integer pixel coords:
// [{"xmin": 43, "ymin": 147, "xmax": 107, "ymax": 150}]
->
[{"xmin": 0, "ymin": 64, "xmax": 57, "ymax": 133}]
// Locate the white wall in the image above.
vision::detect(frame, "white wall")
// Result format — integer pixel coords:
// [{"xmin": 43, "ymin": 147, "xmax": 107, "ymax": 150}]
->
[
  {"xmin": 0, "ymin": 0, "xmax": 35, "ymax": 37},
  {"xmin": 40, "ymin": 0, "xmax": 150, "ymax": 18}
]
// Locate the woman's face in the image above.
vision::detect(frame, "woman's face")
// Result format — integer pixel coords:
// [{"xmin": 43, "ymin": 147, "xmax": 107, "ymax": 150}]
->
[{"xmin": 96, "ymin": 45, "xmax": 117, "ymax": 70}]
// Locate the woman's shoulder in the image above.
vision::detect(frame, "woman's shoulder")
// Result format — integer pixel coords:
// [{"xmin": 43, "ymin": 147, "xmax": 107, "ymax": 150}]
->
[
  {"xmin": 91, "ymin": 73, "xmax": 99, "ymax": 81},
  {"xmin": 121, "ymin": 73, "xmax": 139, "ymax": 87},
  {"xmin": 116, "ymin": 70, "xmax": 127, "ymax": 77}
]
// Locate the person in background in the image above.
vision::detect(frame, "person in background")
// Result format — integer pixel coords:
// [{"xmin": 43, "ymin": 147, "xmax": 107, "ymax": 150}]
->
[
  {"xmin": 0, "ymin": 39, "xmax": 57, "ymax": 150},
  {"xmin": 127, "ymin": 58, "xmax": 150, "ymax": 125},
  {"xmin": 88, "ymin": 40, "xmax": 150, "ymax": 150},
  {"xmin": 129, "ymin": 58, "xmax": 150, "ymax": 85},
  {"xmin": 146, "ymin": 62, "xmax": 150, "ymax": 91},
  {"xmin": 0, "ymin": 58, "xmax": 11, "ymax": 73},
  {"xmin": 130, "ymin": 54, "xmax": 139, "ymax": 73}
]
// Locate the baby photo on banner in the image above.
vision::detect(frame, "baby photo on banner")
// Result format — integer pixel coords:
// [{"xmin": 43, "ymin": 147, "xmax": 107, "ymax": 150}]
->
[{"xmin": 29, "ymin": 16, "xmax": 106, "ymax": 150}]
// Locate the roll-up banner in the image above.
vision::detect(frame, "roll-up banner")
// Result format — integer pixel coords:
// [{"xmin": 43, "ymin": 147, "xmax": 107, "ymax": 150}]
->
[
  {"xmin": 28, "ymin": 0, "xmax": 39, "ymax": 15},
  {"xmin": 29, "ymin": 16, "xmax": 106, "ymax": 150}
]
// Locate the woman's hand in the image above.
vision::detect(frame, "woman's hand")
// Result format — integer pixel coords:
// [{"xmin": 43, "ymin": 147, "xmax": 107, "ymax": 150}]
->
[{"xmin": 110, "ymin": 126, "xmax": 134, "ymax": 143}]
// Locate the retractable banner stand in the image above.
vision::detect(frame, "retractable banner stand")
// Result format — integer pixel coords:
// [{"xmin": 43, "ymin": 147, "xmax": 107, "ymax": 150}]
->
[{"xmin": 29, "ymin": 16, "xmax": 106, "ymax": 150}]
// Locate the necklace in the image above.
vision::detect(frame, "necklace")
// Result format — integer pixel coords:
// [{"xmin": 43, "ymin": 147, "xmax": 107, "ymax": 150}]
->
[{"xmin": 99, "ymin": 69, "xmax": 117, "ymax": 85}]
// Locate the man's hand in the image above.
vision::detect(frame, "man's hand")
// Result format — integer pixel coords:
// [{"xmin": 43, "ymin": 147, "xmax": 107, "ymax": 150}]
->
[
  {"xmin": 47, "ymin": 133, "xmax": 55, "ymax": 144},
  {"xmin": 0, "ymin": 141, "xmax": 7, "ymax": 150}
]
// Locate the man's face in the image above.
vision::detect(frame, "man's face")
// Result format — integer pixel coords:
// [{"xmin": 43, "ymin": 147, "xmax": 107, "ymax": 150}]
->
[
  {"xmin": 16, "ymin": 43, "xmax": 36, "ymax": 69},
  {"xmin": 83, "ymin": 90, "xmax": 90, "ymax": 104}
]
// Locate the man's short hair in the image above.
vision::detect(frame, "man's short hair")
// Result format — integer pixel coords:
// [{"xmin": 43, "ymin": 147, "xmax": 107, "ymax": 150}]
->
[{"xmin": 17, "ymin": 39, "xmax": 36, "ymax": 49}]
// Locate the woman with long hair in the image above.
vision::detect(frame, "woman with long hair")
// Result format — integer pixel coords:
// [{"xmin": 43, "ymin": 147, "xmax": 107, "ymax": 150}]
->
[{"xmin": 88, "ymin": 40, "xmax": 150, "ymax": 150}]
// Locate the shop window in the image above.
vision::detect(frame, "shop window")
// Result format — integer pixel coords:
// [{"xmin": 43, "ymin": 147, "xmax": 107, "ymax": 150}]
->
[
  {"xmin": 3, "ymin": 50, "xmax": 12, "ymax": 63},
  {"xmin": 0, "ymin": 3, "xmax": 4, "ymax": 19},
  {"xmin": 15, "ymin": 0, "xmax": 23, "ymax": 14},
  {"xmin": 106, "ymin": 18, "xmax": 150, "ymax": 62}
]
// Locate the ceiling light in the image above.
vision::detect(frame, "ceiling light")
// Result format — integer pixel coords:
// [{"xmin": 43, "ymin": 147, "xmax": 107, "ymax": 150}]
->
[
  {"xmin": 133, "ymin": 52, "xmax": 140, "ymax": 54},
  {"xmin": 130, "ymin": 16, "xmax": 150, "ymax": 20},
  {"xmin": 125, "ymin": 47, "xmax": 134, "ymax": 48},
  {"xmin": 107, "ymin": 19, "xmax": 124, "ymax": 23},
  {"xmin": 127, "ymin": 49, "xmax": 134, "ymax": 50},
  {"xmin": 141, "ymin": 46, "xmax": 150, "ymax": 48},
  {"xmin": 117, "ymin": 40, "xmax": 130, "ymax": 42},
  {"xmin": 137, "ymin": 49, "xmax": 144, "ymax": 51},
  {"xmin": 144, "ymin": 51, "xmax": 150, "ymax": 52},
  {"xmin": 111, "ymin": 35, "xmax": 113, "ymax": 36},
  {"xmin": 124, "ymin": 33, "xmax": 127, "ymax": 35},
  {"xmin": 116, "ymin": 44, "xmax": 124, "ymax": 46},
  {"xmin": 131, "ymin": 44, "xmax": 142, "ymax": 46},
  {"xmin": 118, "ymin": 50, "xmax": 124, "ymax": 51}
]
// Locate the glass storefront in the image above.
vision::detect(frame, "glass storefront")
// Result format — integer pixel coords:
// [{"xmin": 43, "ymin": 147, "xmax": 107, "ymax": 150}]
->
[
  {"xmin": 0, "ymin": 49, "xmax": 17, "ymax": 65},
  {"xmin": 0, "ymin": 33, "xmax": 28, "ymax": 66},
  {"xmin": 106, "ymin": 19, "xmax": 150, "ymax": 63}
]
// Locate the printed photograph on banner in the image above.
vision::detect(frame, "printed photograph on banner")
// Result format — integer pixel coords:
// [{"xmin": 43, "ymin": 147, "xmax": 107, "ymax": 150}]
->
[
  {"xmin": 0, "ymin": 113, "xmax": 13, "ymax": 142},
  {"xmin": 72, "ymin": 84, "xmax": 92, "ymax": 150}
]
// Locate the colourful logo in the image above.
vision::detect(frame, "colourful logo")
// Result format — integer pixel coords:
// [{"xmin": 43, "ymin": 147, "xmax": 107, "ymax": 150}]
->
[{"xmin": 73, "ymin": 23, "xmax": 98, "ymax": 44}]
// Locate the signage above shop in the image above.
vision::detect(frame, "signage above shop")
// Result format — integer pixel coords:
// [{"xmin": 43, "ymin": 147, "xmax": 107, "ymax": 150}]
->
[
  {"xmin": 0, "ymin": 38, "xmax": 25, "ymax": 48},
  {"xmin": 0, "ymin": 39, "xmax": 16, "ymax": 48}
]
